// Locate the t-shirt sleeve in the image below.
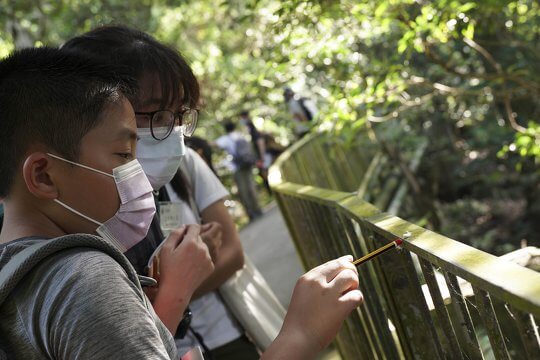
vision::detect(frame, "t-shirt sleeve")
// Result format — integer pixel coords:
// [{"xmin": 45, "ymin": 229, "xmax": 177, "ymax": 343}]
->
[
  {"xmin": 16, "ymin": 249, "xmax": 177, "ymax": 360},
  {"xmin": 215, "ymin": 135, "xmax": 228, "ymax": 150},
  {"xmin": 183, "ymin": 147, "xmax": 229, "ymax": 211}
]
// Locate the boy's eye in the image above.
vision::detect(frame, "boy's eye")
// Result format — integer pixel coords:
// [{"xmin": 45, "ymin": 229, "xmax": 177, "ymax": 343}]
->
[{"xmin": 116, "ymin": 153, "xmax": 133, "ymax": 159}]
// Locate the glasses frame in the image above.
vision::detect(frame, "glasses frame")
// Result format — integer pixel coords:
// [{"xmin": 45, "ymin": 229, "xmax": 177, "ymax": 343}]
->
[{"xmin": 135, "ymin": 107, "xmax": 199, "ymax": 141}]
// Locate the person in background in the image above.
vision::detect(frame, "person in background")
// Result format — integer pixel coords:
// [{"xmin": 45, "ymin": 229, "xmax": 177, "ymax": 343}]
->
[
  {"xmin": 216, "ymin": 121, "xmax": 263, "ymax": 222},
  {"xmin": 238, "ymin": 110, "xmax": 271, "ymax": 195},
  {"xmin": 263, "ymin": 132, "xmax": 286, "ymax": 163},
  {"xmin": 283, "ymin": 87, "xmax": 313, "ymax": 139}
]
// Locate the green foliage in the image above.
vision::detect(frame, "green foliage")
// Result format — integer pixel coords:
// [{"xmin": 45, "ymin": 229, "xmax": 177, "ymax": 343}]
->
[
  {"xmin": 1, "ymin": 0, "xmax": 538, "ymax": 251},
  {"xmin": 499, "ymin": 122, "xmax": 540, "ymax": 164}
]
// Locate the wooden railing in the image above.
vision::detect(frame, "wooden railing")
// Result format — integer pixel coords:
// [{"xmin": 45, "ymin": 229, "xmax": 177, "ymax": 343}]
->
[{"xmin": 269, "ymin": 132, "xmax": 540, "ymax": 359}]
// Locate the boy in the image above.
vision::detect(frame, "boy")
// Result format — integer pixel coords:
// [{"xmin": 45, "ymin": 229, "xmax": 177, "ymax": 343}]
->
[
  {"xmin": 0, "ymin": 47, "xmax": 363, "ymax": 359},
  {"xmin": 0, "ymin": 47, "xmax": 213, "ymax": 358}
]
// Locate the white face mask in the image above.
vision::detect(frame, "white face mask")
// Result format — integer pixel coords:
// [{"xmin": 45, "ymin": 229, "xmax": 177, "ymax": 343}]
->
[
  {"xmin": 136, "ymin": 126, "xmax": 185, "ymax": 190},
  {"xmin": 48, "ymin": 153, "xmax": 156, "ymax": 252}
]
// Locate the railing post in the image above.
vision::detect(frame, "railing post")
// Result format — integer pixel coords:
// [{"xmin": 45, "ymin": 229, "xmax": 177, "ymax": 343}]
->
[
  {"xmin": 473, "ymin": 287, "xmax": 510, "ymax": 359},
  {"xmin": 419, "ymin": 258, "xmax": 464, "ymax": 359},
  {"xmin": 339, "ymin": 214, "xmax": 402, "ymax": 359},
  {"xmin": 443, "ymin": 272, "xmax": 484, "ymax": 359},
  {"xmin": 510, "ymin": 306, "xmax": 540, "ymax": 359},
  {"xmin": 360, "ymin": 225, "xmax": 444, "ymax": 359}
]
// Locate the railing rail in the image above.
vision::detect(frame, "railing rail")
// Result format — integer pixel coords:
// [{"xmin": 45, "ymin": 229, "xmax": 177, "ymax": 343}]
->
[{"xmin": 269, "ymin": 132, "xmax": 540, "ymax": 359}]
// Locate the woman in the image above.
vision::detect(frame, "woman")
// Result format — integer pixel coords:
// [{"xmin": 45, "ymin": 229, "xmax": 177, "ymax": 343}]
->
[{"xmin": 63, "ymin": 25, "xmax": 363, "ymax": 359}]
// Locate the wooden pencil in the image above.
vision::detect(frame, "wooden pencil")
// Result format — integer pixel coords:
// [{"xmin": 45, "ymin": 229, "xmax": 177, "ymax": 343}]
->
[{"xmin": 352, "ymin": 239, "xmax": 403, "ymax": 266}]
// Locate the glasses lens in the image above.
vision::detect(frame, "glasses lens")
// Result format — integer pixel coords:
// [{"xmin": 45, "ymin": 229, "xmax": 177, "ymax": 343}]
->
[
  {"xmin": 151, "ymin": 111, "xmax": 175, "ymax": 140},
  {"xmin": 182, "ymin": 109, "xmax": 198, "ymax": 137}
]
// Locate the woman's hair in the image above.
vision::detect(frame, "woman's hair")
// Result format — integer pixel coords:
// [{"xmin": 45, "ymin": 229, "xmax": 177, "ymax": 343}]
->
[
  {"xmin": 185, "ymin": 136, "xmax": 217, "ymax": 175},
  {"xmin": 63, "ymin": 25, "xmax": 200, "ymax": 202},
  {"xmin": 62, "ymin": 25, "xmax": 200, "ymax": 109}
]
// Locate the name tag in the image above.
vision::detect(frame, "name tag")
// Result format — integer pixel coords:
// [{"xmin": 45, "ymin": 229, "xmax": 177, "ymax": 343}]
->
[
  {"xmin": 182, "ymin": 346, "xmax": 204, "ymax": 360},
  {"xmin": 159, "ymin": 202, "xmax": 182, "ymax": 234}
]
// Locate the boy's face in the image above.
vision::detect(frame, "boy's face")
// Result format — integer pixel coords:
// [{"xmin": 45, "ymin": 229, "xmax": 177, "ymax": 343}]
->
[{"xmin": 51, "ymin": 97, "xmax": 138, "ymax": 235}]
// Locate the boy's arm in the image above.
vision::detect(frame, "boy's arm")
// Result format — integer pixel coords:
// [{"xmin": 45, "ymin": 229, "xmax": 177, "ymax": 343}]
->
[
  {"xmin": 262, "ymin": 256, "xmax": 363, "ymax": 360},
  {"xmin": 193, "ymin": 200, "xmax": 244, "ymax": 298}
]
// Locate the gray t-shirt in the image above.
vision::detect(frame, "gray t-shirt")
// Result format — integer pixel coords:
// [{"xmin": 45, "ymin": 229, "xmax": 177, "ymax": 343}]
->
[{"xmin": 0, "ymin": 237, "xmax": 178, "ymax": 359}]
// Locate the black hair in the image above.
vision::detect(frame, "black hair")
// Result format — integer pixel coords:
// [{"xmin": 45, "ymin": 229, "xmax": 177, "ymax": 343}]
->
[
  {"xmin": 63, "ymin": 25, "xmax": 201, "ymax": 203},
  {"xmin": 0, "ymin": 47, "xmax": 134, "ymax": 198},
  {"xmin": 185, "ymin": 136, "xmax": 216, "ymax": 174},
  {"xmin": 62, "ymin": 25, "xmax": 200, "ymax": 109},
  {"xmin": 224, "ymin": 121, "xmax": 236, "ymax": 133},
  {"xmin": 239, "ymin": 110, "xmax": 249, "ymax": 117}
]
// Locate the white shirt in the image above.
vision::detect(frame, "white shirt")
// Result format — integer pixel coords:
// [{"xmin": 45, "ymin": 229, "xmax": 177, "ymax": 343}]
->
[
  {"xmin": 287, "ymin": 98, "xmax": 310, "ymax": 135},
  {"xmin": 162, "ymin": 148, "xmax": 243, "ymax": 355},
  {"xmin": 215, "ymin": 131, "xmax": 248, "ymax": 172}
]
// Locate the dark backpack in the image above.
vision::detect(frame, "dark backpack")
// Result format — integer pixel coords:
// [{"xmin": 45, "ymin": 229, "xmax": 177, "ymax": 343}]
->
[
  {"xmin": 298, "ymin": 98, "xmax": 313, "ymax": 121},
  {"xmin": 233, "ymin": 137, "xmax": 257, "ymax": 169}
]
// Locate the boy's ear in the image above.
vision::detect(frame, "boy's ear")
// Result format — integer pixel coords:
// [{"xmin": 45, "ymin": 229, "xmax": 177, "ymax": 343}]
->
[{"xmin": 22, "ymin": 152, "xmax": 59, "ymax": 200}]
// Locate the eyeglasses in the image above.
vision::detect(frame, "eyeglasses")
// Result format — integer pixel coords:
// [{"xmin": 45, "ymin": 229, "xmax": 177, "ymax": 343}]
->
[{"xmin": 135, "ymin": 108, "xmax": 198, "ymax": 140}]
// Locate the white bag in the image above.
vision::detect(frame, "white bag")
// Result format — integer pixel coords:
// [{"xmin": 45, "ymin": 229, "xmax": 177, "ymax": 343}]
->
[{"xmin": 219, "ymin": 256, "xmax": 286, "ymax": 350}]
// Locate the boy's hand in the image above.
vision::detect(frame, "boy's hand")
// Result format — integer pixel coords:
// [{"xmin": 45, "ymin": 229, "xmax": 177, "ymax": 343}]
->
[
  {"xmin": 267, "ymin": 256, "xmax": 363, "ymax": 359},
  {"xmin": 200, "ymin": 222, "xmax": 223, "ymax": 262}
]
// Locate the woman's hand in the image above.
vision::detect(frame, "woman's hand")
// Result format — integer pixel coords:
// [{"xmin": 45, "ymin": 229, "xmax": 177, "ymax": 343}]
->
[
  {"xmin": 150, "ymin": 224, "xmax": 214, "ymax": 333},
  {"xmin": 200, "ymin": 221, "xmax": 223, "ymax": 262}
]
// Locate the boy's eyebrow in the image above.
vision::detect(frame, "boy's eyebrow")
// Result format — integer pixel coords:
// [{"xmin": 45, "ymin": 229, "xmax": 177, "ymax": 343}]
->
[{"xmin": 117, "ymin": 127, "xmax": 138, "ymax": 141}]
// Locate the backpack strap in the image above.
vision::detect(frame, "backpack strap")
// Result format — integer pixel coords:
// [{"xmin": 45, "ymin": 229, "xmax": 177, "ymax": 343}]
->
[{"xmin": 0, "ymin": 234, "xmax": 144, "ymax": 307}]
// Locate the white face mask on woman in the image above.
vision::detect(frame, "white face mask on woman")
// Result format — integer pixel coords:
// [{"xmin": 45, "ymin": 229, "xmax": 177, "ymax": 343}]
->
[
  {"xmin": 48, "ymin": 153, "xmax": 156, "ymax": 252},
  {"xmin": 136, "ymin": 125, "xmax": 185, "ymax": 190}
]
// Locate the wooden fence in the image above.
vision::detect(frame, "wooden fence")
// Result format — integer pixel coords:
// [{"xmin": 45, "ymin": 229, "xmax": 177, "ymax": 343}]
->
[{"xmin": 269, "ymin": 132, "xmax": 540, "ymax": 359}]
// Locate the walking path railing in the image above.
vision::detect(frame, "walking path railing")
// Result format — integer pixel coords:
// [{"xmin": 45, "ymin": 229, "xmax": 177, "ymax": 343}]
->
[{"xmin": 269, "ymin": 132, "xmax": 540, "ymax": 359}]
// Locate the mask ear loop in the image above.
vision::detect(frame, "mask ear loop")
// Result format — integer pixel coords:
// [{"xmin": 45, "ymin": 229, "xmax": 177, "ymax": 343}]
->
[
  {"xmin": 47, "ymin": 153, "xmax": 114, "ymax": 178},
  {"xmin": 53, "ymin": 199, "xmax": 102, "ymax": 226}
]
